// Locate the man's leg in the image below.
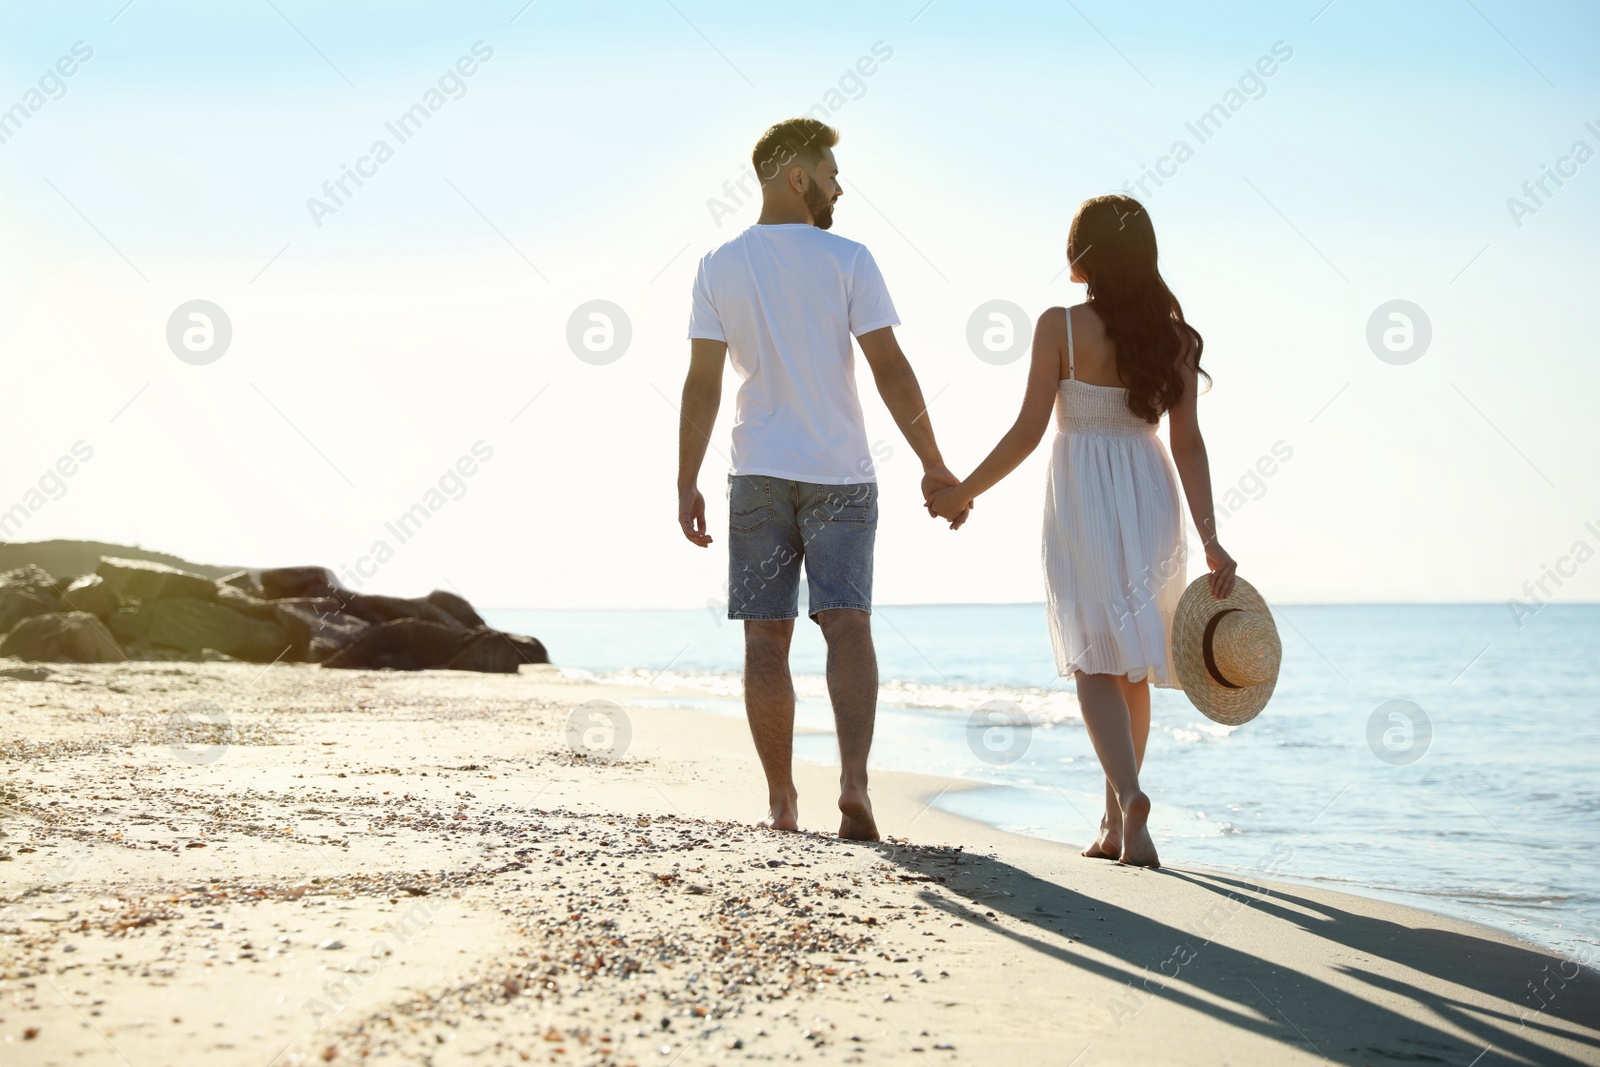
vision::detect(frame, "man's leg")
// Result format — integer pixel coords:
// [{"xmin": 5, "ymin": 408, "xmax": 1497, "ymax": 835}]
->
[
  {"xmin": 743, "ymin": 619, "xmax": 799, "ymax": 830},
  {"xmin": 797, "ymin": 479, "xmax": 879, "ymax": 840},
  {"xmin": 727, "ymin": 475, "xmax": 804, "ymax": 831},
  {"xmin": 816, "ymin": 608, "xmax": 879, "ymax": 841}
]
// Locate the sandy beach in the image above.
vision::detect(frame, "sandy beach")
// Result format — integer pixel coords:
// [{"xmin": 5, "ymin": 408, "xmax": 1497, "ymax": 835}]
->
[{"xmin": 2, "ymin": 661, "xmax": 1596, "ymax": 1067}]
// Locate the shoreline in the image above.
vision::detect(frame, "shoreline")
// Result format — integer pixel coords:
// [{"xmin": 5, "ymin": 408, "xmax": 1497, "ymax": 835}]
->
[
  {"xmin": 2, "ymin": 661, "xmax": 1596, "ymax": 1065},
  {"xmin": 579, "ymin": 664, "xmax": 1597, "ymax": 962}
]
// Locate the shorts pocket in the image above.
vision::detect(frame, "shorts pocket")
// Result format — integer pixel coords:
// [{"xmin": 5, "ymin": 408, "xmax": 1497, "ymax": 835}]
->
[
  {"xmin": 729, "ymin": 476, "xmax": 776, "ymax": 533},
  {"xmin": 820, "ymin": 483, "xmax": 877, "ymax": 524}
]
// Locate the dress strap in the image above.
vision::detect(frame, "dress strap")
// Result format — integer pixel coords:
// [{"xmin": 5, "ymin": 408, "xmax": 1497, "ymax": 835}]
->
[{"xmin": 1065, "ymin": 307, "xmax": 1076, "ymax": 379}]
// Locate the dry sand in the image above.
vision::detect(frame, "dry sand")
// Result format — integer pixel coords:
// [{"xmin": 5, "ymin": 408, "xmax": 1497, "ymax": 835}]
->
[{"xmin": 1, "ymin": 661, "xmax": 1596, "ymax": 1066}]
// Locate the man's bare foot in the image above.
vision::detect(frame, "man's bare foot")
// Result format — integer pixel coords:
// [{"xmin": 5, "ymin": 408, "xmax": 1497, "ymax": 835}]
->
[
  {"xmin": 1117, "ymin": 791, "xmax": 1160, "ymax": 869},
  {"xmin": 838, "ymin": 787, "xmax": 879, "ymax": 841},
  {"xmin": 1081, "ymin": 813, "xmax": 1121, "ymax": 859},
  {"xmin": 760, "ymin": 792, "xmax": 800, "ymax": 832}
]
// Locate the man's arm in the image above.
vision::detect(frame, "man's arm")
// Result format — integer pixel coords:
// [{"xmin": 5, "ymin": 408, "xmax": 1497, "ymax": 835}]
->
[
  {"xmin": 677, "ymin": 338, "xmax": 727, "ymax": 547},
  {"xmin": 855, "ymin": 326, "xmax": 964, "ymax": 514}
]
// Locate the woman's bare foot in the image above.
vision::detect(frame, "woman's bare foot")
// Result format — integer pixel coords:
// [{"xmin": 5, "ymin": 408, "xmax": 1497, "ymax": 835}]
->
[
  {"xmin": 1117, "ymin": 791, "xmax": 1160, "ymax": 869},
  {"xmin": 838, "ymin": 788, "xmax": 879, "ymax": 841},
  {"xmin": 761, "ymin": 791, "xmax": 800, "ymax": 832},
  {"xmin": 1081, "ymin": 813, "xmax": 1122, "ymax": 859}
]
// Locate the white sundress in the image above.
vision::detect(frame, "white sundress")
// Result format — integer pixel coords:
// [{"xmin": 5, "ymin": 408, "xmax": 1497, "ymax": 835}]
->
[{"xmin": 1043, "ymin": 310, "xmax": 1187, "ymax": 688}]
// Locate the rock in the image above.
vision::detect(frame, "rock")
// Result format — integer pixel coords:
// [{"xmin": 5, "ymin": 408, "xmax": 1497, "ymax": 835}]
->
[
  {"xmin": 501, "ymin": 632, "xmax": 550, "ymax": 665},
  {"xmin": 0, "ymin": 590, "xmax": 58, "ymax": 635},
  {"xmin": 0, "ymin": 612, "xmax": 123, "ymax": 663},
  {"xmin": 96, "ymin": 557, "xmax": 216, "ymax": 603},
  {"xmin": 336, "ymin": 593, "xmax": 467, "ymax": 631},
  {"xmin": 320, "ymin": 619, "xmax": 469, "ymax": 671},
  {"xmin": 214, "ymin": 583, "xmax": 280, "ymax": 622},
  {"xmin": 274, "ymin": 600, "xmax": 371, "ymax": 662},
  {"xmin": 260, "ymin": 566, "xmax": 338, "ymax": 600},
  {"xmin": 425, "ymin": 590, "xmax": 487, "ymax": 629},
  {"xmin": 106, "ymin": 606, "xmax": 148, "ymax": 646},
  {"xmin": 308, "ymin": 623, "xmax": 370, "ymax": 663},
  {"xmin": 0, "ymin": 566, "xmax": 63, "ymax": 634},
  {"xmin": 58, "ymin": 575, "xmax": 123, "ymax": 619},
  {"xmin": 273, "ymin": 596, "xmax": 345, "ymax": 615},
  {"xmin": 0, "ymin": 665, "xmax": 52, "ymax": 681},
  {"xmin": 129, "ymin": 599, "xmax": 291, "ymax": 663},
  {"xmin": 3, "ymin": 555, "xmax": 548, "ymax": 670},
  {"xmin": 217, "ymin": 570, "xmax": 259, "ymax": 592},
  {"xmin": 444, "ymin": 630, "xmax": 523, "ymax": 673}
]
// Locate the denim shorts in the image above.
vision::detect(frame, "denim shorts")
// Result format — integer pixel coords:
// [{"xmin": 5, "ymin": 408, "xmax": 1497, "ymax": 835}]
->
[{"xmin": 727, "ymin": 475, "xmax": 877, "ymax": 621}]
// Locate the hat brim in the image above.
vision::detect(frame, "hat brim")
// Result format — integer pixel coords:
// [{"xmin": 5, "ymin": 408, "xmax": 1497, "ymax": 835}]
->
[{"xmin": 1172, "ymin": 575, "xmax": 1280, "ymax": 726}]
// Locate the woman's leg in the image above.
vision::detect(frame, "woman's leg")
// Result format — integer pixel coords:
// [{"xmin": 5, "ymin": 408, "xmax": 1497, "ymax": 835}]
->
[
  {"xmin": 1084, "ymin": 675, "xmax": 1153, "ymax": 858},
  {"xmin": 1074, "ymin": 671, "xmax": 1159, "ymax": 868},
  {"xmin": 1083, "ymin": 777, "xmax": 1120, "ymax": 859},
  {"xmin": 1120, "ymin": 675, "xmax": 1152, "ymax": 769}
]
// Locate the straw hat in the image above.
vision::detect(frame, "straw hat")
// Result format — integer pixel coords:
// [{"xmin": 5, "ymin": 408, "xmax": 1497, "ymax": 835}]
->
[{"xmin": 1172, "ymin": 575, "xmax": 1281, "ymax": 726}]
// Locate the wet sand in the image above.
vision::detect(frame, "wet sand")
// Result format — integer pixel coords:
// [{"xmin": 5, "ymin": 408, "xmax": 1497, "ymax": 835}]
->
[{"xmin": 2, "ymin": 661, "xmax": 1596, "ymax": 1065}]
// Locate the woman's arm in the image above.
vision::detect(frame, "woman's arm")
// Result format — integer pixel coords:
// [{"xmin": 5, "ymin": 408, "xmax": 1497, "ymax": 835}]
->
[
  {"xmin": 1168, "ymin": 347, "xmax": 1237, "ymax": 598},
  {"xmin": 926, "ymin": 308, "xmax": 1064, "ymax": 526}
]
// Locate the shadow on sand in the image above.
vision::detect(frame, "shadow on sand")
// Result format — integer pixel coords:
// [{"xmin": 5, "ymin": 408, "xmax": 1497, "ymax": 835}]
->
[{"xmin": 875, "ymin": 843, "xmax": 1600, "ymax": 1066}]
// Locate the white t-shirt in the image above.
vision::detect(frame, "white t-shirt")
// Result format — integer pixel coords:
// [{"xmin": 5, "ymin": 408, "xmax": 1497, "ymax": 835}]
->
[{"xmin": 687, "ymin": 224, "xmax": 899, "ymax": 485}]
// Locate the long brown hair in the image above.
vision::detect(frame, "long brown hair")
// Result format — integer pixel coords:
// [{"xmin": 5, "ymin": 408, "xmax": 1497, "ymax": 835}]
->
[{"xmin": 1066, "ymin": 195, "xmax": 1208, "ymax": 423}]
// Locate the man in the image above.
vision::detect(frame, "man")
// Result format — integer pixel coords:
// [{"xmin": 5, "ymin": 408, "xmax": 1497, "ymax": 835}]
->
[{"xmin": 676, "ymin": 118, "xmax": 961, "ymax": 841}]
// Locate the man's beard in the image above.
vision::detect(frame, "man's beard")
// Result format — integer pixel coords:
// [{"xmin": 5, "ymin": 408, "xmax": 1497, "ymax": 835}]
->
[{"xmin": 804, "ymin": 181, "xmax": 834, "ymax": 230}]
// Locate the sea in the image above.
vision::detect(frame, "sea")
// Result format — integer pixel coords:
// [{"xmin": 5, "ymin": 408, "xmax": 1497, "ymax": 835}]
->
[{"xmin": 483, "ymin": 603, "xmax": 1600, "ymax": 960}]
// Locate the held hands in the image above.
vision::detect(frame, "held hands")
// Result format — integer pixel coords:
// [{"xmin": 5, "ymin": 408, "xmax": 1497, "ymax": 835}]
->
[
  {"xmin": 679, "ymin": 471, "xmax": 974, "ymax": 545},
  {"xmin": 926, "ymin": 486, "xmax": 974, "ymax": 527},
  {"xmin": 920, "ymin": 466, "xmax": 973, "ymax": 530}
]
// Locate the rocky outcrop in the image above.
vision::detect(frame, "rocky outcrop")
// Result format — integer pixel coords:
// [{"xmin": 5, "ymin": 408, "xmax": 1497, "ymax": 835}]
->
[
  {"xmin": 0, "ymin": 612, "xmax": 123, "ymax": 663},
  {"xmin": 443, "ymin": 630, "xmax": 524, "ymax": 673},
  {"xmin": 58, "ymin": 574, "xmax": 123, "ymax": 618},
  {"xmin": 0, "ymin": 541, "xmax": 238, "ymax": 583},
  {"xmin": 320, "ymin": 619, "xmax": 468, "ymax": 671},
  {"xmin": 218, "ymin": 570, "xmax": 257, "ymax": 591},
  {"xmin": 426, "ymin": 590, "xmax": 487, "ymax": 629},
  {"xmin": 274, "ymin": 600, "xmax": 371, "ymax": 662},
  {"xmin": 500, "ymin": 632, "xmax": 549, "ymax": 665},
  {"xmin": 214, "ymin": 583, "xmax": 280, "ymax": 622},
  {"xmin": 1, "ymin": 553, "xmax": 548, "ymax": 673},
  {"xmin": 0, "ymin": 565, "xmax": 62, "ymax": 634},
  {"xmin": 108, "ymin": 599, "xmax": 290, "ymax": 663},
  {"xmin": 335, "ymin": 593, "xmax": 466, "ymax": 631},
  {"xmin": 260, "ymin": 566, "xmax": 337, "ymax": 600},
  {"xmin": 96, "ymin": 557, "xmax": 217, "ymax": 603}
]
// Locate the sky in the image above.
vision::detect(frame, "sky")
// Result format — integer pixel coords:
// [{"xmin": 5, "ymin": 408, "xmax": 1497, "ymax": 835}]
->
[{"xmin": 1, "ymin": 0, "xmax": 1597, "ymax": 612}]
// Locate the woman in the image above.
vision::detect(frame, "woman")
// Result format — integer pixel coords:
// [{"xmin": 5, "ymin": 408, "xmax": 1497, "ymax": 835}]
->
[{"xmin": 927, "ymin": 195, "xmax": 1235, "ymax": 868}]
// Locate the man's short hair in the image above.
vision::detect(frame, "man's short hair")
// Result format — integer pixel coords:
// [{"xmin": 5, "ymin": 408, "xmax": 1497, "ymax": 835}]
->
[{"xmin": 752, "ymin": 118, "xmax": 839, "ymax": 184}]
